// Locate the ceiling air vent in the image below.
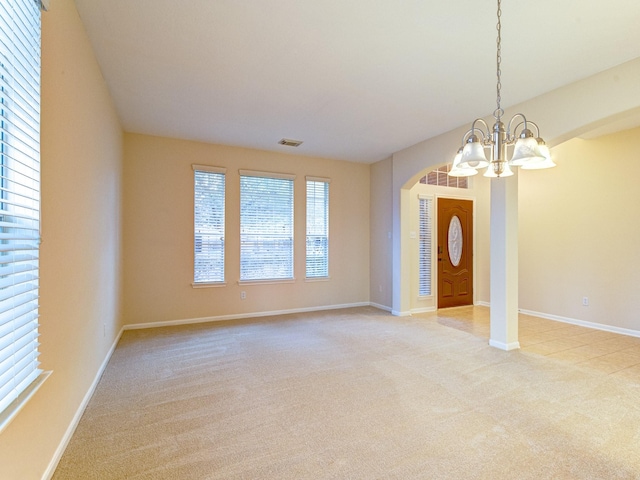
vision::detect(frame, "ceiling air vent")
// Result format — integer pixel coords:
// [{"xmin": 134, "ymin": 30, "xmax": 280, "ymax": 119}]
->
[{"xmin": 278, "ymin": 138, "xmax": 303, "ymax": 147}]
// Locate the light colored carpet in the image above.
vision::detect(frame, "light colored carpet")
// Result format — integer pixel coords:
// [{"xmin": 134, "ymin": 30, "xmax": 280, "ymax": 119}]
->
[{"xmin": 53, "ymin": 307, "xmax": 640, "ymax": 479}]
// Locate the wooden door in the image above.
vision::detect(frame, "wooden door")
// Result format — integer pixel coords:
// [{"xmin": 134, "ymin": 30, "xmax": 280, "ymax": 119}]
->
[{"xmin": 437, "ymin": 198, "xmax": 473, "ymax": 308}]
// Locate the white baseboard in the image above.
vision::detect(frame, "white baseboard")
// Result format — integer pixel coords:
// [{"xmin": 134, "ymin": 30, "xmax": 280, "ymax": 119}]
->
[
  {"xmin": 518, "ymin": 308, "xmax": 640, "ymax": 339},
  {"xmin": 42, "ymin": 326, "xmax": 125, "ymax": 480},
  {"xmin": 489, "ymin": 339, "xmax": 521, "ymax": 351},
  {"xmin": 124, "ymin": 302, "xmax": 372, "ymax": 330},
  {"xmin": 370, "ymin": 302, "xmax": 392, "ymax": 313},
  {"xmin": 477, "ymin": 302, "xmax": 640, "ymax": 338},
  {"xmin": 410, "ymin": 306, "xmax": 437, "ymax": 314}
]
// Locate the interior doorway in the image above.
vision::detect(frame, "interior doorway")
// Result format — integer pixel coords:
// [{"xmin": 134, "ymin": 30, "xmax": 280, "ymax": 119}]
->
[{"xmin": 437, "ymin": 198, "xmax": 473, "ymax": 308}]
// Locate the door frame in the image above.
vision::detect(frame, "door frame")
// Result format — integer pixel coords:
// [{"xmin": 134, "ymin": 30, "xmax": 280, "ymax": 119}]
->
[{"xmin": 410, "ymin": 188, "xmax": 477, "ymax": 314}]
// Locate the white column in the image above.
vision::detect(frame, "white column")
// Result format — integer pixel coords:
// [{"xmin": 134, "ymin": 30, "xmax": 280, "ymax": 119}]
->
[
  {"xmin": 392, "ymin": 188, "xmax": 412, "ymax": 316},
  {"xmin": 489, "ymin": 173, "xmax": 520, "ymax": 350}
]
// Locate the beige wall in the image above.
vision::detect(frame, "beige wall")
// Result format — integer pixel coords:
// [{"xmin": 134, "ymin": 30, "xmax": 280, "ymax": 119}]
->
[
  {"xmin": 122, "ymin": 133, "xmax": 370, "ymax": 326},
  {"xmin": 519, "ymin": 127, "xmax": 640, "ymax": 331},
  {"xmin": 369, "ymin": 157, "xmax": 393, "ymax": 308},
  {"xmin": 0, "ymin": 1, "xmax": 124, "ymax": 479}
]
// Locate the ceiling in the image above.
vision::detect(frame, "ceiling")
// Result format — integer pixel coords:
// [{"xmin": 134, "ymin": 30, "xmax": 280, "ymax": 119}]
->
[{"xmin": 73, "ymin": 0, "xmax": 640, "ymax": 163}]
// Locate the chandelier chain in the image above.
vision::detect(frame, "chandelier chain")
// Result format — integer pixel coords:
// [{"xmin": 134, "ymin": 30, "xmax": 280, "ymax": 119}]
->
[
  {"xmin": 449, "ymin": 0, "xmax": 554, "ymax": 178},
  {"xmin": 494, "ymin": 0, "xmax": 503, "ymax": 120}
]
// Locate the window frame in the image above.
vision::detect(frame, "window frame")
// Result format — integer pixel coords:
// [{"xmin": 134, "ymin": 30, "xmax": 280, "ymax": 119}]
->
[
  {"xmin": 421, "ymin": 164, "xmax": 470, "ymax": 189},
  {"xmin": 305, "ymin": 176, "xmax": 330, "ymax": 279},
  {"xmin": 192, "ymin": 165, "xmax": 226, "ymax": 287},
  {"xmin": 418, "ymin": 194, "xmax": 433, "ymax": 297},
  {"xmin": 239, "ymin": 170, "xmax": 295, "ymax": 283},
  {"xmin": 0, "ymin": 0, "xmax": 50, "ymax": 434}
]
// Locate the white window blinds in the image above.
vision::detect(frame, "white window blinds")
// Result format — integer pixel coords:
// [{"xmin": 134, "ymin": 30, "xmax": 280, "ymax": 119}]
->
[
  {"xmin": 240, "ymin": 171, "xmax": 294, "ymax": 281},
  {"xmin": 0, "ymin": 0, "xmax": 47, "ymax": 430},
  {"xmin": 306, "ymin": 178, "xmax": 329, "ymax": 278},
  {"xmin": 193, "ymin": 166, "xmax": 225, "ymax": 284},
  {"xmin": 418, "ymin": 196, "xmax": 432, "ymax": 296}
]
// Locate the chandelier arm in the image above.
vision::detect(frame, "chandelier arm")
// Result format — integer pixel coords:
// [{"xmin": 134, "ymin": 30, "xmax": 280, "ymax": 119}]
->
[
  {"xmin": 471, "ymin": 118, "xmax": 491, "ymax": 137},
  {"xmin": 511, "ymin": 121, "xmax": 524, "ymax": 136},
  {"xmin": 511, "ymin": 120, "xmax": 541, "ymax": 140},
  {"xmin": 461, "ymin": 119, "xmax": 491, "ymax": 145},
  {"xmin": 505, "ymin": 113, "xmax": 529, "ymax": 140},
  {"xmin": 525, "ymin": 120, "xmax": 540, "ymax": 137}
]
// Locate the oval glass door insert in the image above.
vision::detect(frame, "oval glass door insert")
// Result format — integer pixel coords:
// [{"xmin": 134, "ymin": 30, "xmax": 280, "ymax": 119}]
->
[{"xmin": 448, "ymin": 215, "xmax": 463, "ymax": 267}]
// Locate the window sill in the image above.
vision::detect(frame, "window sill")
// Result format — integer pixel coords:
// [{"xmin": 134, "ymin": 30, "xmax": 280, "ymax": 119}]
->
[
  {"xmin": 192, "ymin": 282, "xmax": 227, "ymax": 289},
  {"xmin": 305, "ymin": 276, "xmax": 330, "ymax": 282},
  {"xmin": 237, "ymin": 278, "xmax": 295, "ymax": 286},
  {"xmin": 0, "ymin": 371, "xmax": 51, "ymax": 435}
]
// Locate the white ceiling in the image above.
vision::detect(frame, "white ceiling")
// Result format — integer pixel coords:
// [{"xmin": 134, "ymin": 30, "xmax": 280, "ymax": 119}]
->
[{"xmin": 73, "ymin": 0, "xmax": 640, "ymax": 163}]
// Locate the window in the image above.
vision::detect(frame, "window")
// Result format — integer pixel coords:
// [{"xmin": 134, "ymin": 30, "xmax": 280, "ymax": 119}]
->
[
  {"xmin": 306, "ymin": 177, "xmax": 329, "ymax": 278},
  {"xmin": 420, "ymin": 164, "xmax": 469, "ymax": 189},
  {"xmin": 240, "ymin": 170, "xmax": 294, "ymax": 281},
  {"xmin": 193, "ymin": 165, "xmax": 225, "ymax": 284},
  {"xmin": 418, "ymin": 196, "xmax": 433, "ymax": 296},
  {"xmin": 0, "ymin": 0, "xmax": 48, "ymax": 432}
]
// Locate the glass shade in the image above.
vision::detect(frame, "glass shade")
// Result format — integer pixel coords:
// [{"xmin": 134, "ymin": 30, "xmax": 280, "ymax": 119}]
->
[
  {"xmin": 521, "ymin": 144, "xmax": 556, "ymax": 169},
  {"xmin": 483, "ymin": 160, "xmax": 514, "ymax": 178},
  {"xmin": 459, "ymin": 140, "xmax": 489, "ymax": 169},
  {"xmin": 448, "ymin": 150, "xmax": 479, "ymax": 177},
  {"xmin": 448, "ymin": 216, "xmax": 463, "ymax": 266},
  {"xmin": 509, "ymin": 136, "xmax": 545, "ymax": 166}
]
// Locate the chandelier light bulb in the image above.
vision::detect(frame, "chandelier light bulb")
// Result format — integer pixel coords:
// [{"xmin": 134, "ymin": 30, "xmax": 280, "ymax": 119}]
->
[{"xmin": 459, "ymin": 136, "xmax": 490, "ymax": 169}]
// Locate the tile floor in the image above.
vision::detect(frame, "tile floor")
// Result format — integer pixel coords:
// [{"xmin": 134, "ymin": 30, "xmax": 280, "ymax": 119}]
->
[{"xmin": 429, "ymin": 306, "xmax": 640, "ymax": 380}]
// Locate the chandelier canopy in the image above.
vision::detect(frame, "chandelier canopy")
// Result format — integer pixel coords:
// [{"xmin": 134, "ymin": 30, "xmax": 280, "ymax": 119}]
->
[{"xmin": 449, "ymin": 0, "xmax": 556, "ymax": 178}]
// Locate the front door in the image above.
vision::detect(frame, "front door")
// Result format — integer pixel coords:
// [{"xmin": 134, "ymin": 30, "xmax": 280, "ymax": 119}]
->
[{"xmin": 437, "ymin": 198, "xmax": 473, "ymax": 308}]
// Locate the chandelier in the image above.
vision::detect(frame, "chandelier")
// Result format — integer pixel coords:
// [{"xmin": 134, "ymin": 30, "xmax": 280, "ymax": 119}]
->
[{"xmin": 448, "ymin": 0, "xmax": 556, "ymax": 178}]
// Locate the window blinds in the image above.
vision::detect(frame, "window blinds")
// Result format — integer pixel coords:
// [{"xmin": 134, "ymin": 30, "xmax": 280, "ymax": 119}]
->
[
  {"xmin": 0, "ymin": 0, "xmax": 45, "ymax": 428},
  {"xmin": 306, "ymin": 179, "xmax": 329, "ymax": 278},
  {"xmin": 418, "ymin": 196, "xmax": 432, "ymax": 296},
  {"xmin": 240, "ymin": 172, "xmax": 294, "ymax": 281},
  {"xmin": 193, "ymin": 166, "xmax": 225, "ymax": 284}
]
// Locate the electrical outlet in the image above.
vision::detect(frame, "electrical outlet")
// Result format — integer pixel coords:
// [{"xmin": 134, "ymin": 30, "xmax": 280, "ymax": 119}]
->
[
  {"xmin": 241, "ymin": 291, "xmax": 246, "ymax": 300},
  {"xmin": 582, "ymin": 296, "xmax": 589, "ymax": 307}
]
